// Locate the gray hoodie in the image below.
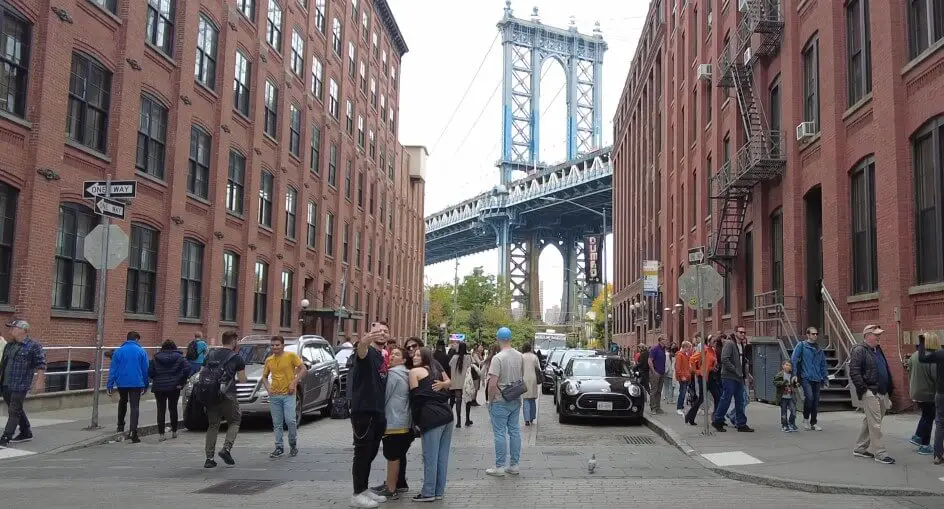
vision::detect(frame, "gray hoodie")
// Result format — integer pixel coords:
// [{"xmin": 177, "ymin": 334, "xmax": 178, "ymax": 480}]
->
[
  {"xmin": 720, "ymin": 340, "xmax": 744, "ymax": 381},
  {"xmin": 385, "ymin": 365, "xmax": 412, "ymax": 431}
]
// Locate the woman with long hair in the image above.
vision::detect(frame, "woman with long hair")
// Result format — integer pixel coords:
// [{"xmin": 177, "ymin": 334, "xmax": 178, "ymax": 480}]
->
[
  {"xmin": 470, "ymin": 345, "xmax": 485, "ymax": 406},
  {"xmin": 404, "ymin": 337, "xmax": 423, "ymax": 368},
  {"xmin": 374, "ymin": 347, "xmax": 414, "ymax": 499},
  {"xmin": 448, "ymin": 342, "xmax": 474, "ymax": 427},
  {"xmin": 520, "ymin": 343, "xmax": 541, "ymax": 426},
  {"xmin": 917, "ymin": 331, "xmax": 944, "ymax": 464},
  {"xmin": 409, "ymin": 347, "xmax": 454, "ymax": 502}
]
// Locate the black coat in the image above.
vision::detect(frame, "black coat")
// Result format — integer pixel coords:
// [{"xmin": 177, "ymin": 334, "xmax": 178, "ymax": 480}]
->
[{"xmin": 148, "ymin": 350, "xmax": 190, "ymax": 392}]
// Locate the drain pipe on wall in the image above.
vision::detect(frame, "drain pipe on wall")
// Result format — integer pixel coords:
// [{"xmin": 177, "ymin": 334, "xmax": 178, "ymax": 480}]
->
[{"xmin": 895, "ymin": 306, "xmax": 904, "ymax": 365}]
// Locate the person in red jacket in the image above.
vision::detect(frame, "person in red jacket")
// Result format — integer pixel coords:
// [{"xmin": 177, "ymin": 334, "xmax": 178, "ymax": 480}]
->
[{"xmin": 675, "ymin": 341, "xmax": 693, "ymax": 415}]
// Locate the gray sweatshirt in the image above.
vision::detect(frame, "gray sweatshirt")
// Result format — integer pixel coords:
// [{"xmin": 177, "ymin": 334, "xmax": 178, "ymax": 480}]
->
[
  {"xmin": 384, "ymin": 365, "xmax": 412, "ymax": 431},
  {"xmin": 720, "ymin": 340, "xmax": 744, "ymax": 381}
]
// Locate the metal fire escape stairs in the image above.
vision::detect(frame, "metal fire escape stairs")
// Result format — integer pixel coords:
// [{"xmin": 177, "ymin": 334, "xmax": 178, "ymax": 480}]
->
[{"xmin": 709, "ymin": 0, "xmax": 786, "ymax": 276}]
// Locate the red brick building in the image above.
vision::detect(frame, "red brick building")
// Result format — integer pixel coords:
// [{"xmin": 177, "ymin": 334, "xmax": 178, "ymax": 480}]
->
[
  {"xmin": 0, "ymin": 0, "xmax": 426, "ymax": 370},
  {"xmin": 613, "ymin": 0, "xmax": 944, "ymax": 408}
]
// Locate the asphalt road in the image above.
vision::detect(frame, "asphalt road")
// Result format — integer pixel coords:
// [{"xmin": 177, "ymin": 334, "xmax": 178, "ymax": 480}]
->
[{"xmin": 0, "ymin": 394, "xmax": 940, "ymax": 508}]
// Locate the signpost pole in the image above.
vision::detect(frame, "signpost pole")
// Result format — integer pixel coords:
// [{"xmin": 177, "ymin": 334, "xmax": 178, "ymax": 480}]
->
[
  {"xmin": 88, "ymin": 175, "xmax": 111, "ymax": 430},
  {"xmin": 697, "ymin": 266, "xmax": 711, "ymax": 436}
]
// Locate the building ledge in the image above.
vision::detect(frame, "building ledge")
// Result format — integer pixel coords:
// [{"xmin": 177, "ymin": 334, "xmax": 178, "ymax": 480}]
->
[
  {"xmin": 910, "ymin": 283, "xmax": 944, "ymax": 296},
  {"xmin": 847, "ymin": 292, "xmax": 879, "ymax": 303}
]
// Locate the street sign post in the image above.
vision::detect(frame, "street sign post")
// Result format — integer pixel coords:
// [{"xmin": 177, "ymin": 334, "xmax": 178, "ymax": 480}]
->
[
  {"xmin": 688, "ymin": 247, "xmax": 706, "ymax": 265},
  {"xmin": 83, "ymin": 180, "xmax": 137, "ymax": 199},
  {"xmin": 678, "ymin": 258, "xmax": 724, "ymax": 437},
  {"xmin": 93, "ymin": 196, "xmax": 126, "ymax": 220}
]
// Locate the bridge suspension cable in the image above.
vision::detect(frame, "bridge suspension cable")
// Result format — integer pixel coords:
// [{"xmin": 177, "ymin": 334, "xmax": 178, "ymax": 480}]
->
[
  {"xmin": 449, "ymin": 78, "xmax": 502, "ymax": 160},
  {"xmin": 429, "ymin": 32, "xmax": 500, "ymax": 155}
]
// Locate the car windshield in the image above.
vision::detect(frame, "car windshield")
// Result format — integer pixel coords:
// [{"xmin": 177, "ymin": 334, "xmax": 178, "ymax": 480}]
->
[
  {"xmin": 570, "ymin": 358, "xmax": 631, "ymax": 377},
  {"xmin": 559, "ymin": 350, "xmax": 593, "ymax": 368},
  {"xmin": 335, "ymin": 348, "xmax": 354, "ymax": 367},
  {"xmin": 237, "ymin": 342, "xmax": 300, "ymax": 364}
]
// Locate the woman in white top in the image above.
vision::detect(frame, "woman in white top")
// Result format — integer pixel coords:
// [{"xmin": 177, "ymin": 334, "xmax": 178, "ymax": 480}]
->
[
  {"xmin": 521, "ymin": 343, "xmax": 541, "ymax": 426},
  {"xmin": 448, "ymin": 342, "xmax": 474, "ymax": 427}
]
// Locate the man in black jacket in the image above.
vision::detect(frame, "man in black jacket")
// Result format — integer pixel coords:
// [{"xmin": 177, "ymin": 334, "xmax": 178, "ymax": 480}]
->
[{"xmin": 849, "ymin": 325, "xmax": 895, "ymax": 465}]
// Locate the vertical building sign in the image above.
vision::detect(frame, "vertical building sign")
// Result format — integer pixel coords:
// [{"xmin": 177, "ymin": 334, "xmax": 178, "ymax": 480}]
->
[
  {"xmin": 643, "ymin": 260, "xmax": 659, "ymax": 296},
  {"xmin": 585, "ymin": 235, "xmax": 604, "ymax": 284}
]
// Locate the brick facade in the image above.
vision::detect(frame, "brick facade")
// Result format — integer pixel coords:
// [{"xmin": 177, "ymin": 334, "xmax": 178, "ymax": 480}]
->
[
  {"xmin": 613, "ymin": 0, "xmax": 944, "ymax": 409},
  {"xmin": 0, "ymin": 0, "xmax": 425, "ymax": 370}
]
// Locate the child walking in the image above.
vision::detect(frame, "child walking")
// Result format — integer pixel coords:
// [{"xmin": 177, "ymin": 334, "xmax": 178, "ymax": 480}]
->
[{"xmin": 773, "ymin": 360, "xmax": 799, "ymax": 432}]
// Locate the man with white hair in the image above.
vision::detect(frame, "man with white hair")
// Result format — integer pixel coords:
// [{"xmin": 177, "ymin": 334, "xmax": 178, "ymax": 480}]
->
[{"xmin": 849, "ymin": 325, "xmax": 895, "ymax": 465}]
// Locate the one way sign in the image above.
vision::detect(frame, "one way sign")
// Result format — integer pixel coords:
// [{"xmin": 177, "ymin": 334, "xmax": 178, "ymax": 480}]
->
[
  {"xmin": 94, "ymin": 197, "xmax": 126, "ymax": 220},
  {"xmin": 83, "ymin": 180, "xmax": 137, "ymax": 199}
]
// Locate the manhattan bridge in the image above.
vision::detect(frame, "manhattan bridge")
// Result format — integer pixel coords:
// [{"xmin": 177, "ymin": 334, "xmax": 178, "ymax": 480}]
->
[{"xmin": 424, "ymin": 2, "xmax": 612, "ymax": 321}]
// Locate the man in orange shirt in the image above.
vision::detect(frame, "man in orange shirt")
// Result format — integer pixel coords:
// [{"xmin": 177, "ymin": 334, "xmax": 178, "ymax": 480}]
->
[
  {"xmin": 684, "ymin": 337, "xmax": 718, "ymax": 426},
  {"xmin": 675, "ymin": 341, "xmax": 693, "ymax": 415}
]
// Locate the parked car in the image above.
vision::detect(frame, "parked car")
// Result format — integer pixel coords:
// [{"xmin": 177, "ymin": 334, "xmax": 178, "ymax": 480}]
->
[
  {"xmin": 556, "ymin": 355, "xmax": 645, "ymax": 424},
  {"xmin": 183, "ymin": 335, "xmax": 340, "ymax": 431},
  {"xmin": 333, "ymin": 345, "xmax": 354, "ymax": 398},
  {"xmin": 541, "ymin": 349, "xmax": 568, "ymax": 394},
  {"xmin": 549, "ymin": 349, "xmax": 597, "ymax": 404}
]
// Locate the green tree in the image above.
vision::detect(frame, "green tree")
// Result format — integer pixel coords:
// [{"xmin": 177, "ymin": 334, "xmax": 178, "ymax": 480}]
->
[
  {"xmin": 457, "ymin": 267, "xmax": 496, "ymax": 310},
  {"xmin": 589, "ymin": 284, "xmax": 614, "ymax": 343}
]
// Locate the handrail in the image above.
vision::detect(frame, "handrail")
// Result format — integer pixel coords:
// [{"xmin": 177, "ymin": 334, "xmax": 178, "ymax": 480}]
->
[
  {"xmin": 753, "ymin": 290, "xmax": 802, "ymax": 361},
  {"xmin": 17, "ymin": 345, "xmax": 162, "ymax": 396},
  {"xmin": 821, "ymin": 283, "xmax": 858, "ymax": 361}
]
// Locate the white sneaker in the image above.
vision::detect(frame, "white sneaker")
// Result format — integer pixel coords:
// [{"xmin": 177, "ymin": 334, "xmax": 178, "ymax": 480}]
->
[
  {"xmin": 803, "ymin": 421, "xmax": 812, "ymax": 430},
  {"xmin": 364, "ymin": 491, "xmax": 387, "ymax": 503},
  {"xmin": 351, "ymin": 493, "xmax": 379, "ymax": 508},
  {"xmin": 506, "ymin": 465, "xmax": 520, "ymax": 475},
  {"xmin": 676, "ymin": 409, "xmax": 684, "ymax": 415},
  {"xmin": 811, "ymin": 424, "xmax": 823, "ymax": 431},
  {"xmin": 486, "ymin": 467, "xmax": 506, "ymax": 476}
]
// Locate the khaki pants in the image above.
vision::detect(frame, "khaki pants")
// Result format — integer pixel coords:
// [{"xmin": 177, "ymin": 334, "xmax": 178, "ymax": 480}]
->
[
  {"xmin": 205, "ymin": 394, "xmax": 241, "ymax": 459},
  {"xmin": 650, "ymin": 374, "xmax": 665, "ymax": 412},
  {"xmin": 854, "ymin": 390, "xmax": 890, "ymax": 459}
]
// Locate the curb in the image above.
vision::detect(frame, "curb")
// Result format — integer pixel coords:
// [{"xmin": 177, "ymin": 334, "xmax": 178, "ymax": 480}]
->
[
  {"xmin": 42, "ymin": 424, "xmax": 163, "ymax": 456},
  {"xmin": 643, "ymin": 415, "xmax": 942, "ymax": 497}
]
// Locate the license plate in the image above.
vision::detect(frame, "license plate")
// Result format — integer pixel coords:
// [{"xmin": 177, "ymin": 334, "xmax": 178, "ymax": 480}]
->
[{"xmin": 597, "ymin": 401, "xmax": 613, "ymax": 411}]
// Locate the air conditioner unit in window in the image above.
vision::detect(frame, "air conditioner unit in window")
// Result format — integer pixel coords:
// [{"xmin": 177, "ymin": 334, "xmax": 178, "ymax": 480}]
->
[
  {"xmin": 796, "ymin": 121, "xmax": 816, "ymax": 141},
  {"xmin": 743, "ymin": 48, "xmax": 752, "ymax": 66},
  {"xmin": 739, "ymin": 0, "xmax": 751, "ymax": 13},
  {"xmin": 697, "ymin": 64, "xmax": 713, "ymax": 81}
]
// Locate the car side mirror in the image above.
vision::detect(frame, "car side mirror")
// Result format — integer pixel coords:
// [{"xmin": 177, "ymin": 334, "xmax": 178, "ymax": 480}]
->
[
  {"xmin": 551, "ymin": 362, "xmax": 559, "ymax": 367},
  {"xmin": 304, "ymin": 361, "xmax": 313, "ymax": 370}
]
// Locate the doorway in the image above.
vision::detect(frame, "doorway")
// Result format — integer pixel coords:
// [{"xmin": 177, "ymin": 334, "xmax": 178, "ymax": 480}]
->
[{"xmin": 804, "ymin": 187, "xmax": 824, "ymax": 329}]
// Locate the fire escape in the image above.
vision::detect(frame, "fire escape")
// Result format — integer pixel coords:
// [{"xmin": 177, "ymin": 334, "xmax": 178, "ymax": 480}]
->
[{"xmin": 709, "ymin": 0, "xmax": 786, "ymax": 275}]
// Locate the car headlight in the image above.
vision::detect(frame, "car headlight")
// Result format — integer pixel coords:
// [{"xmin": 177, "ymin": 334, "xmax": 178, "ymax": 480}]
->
[
  {"xmin": 625, "ymin": 381, "xmax": 642, "ymax": 397},
  {"xmin": 564, "ymin": 382, "xmax": 579, "ymax": 396}
]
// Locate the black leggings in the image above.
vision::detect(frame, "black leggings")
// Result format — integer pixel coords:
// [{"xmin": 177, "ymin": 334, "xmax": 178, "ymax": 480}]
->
[
  {"xmin": 452, "ymin": 390, "xmax": 472, "ymax": 424},
  {"xmin": 154, "ymin": 389, "xmax": 181, "ymax": 434}
]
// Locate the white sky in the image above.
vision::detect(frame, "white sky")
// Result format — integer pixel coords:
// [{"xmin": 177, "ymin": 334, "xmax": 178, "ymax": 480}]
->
[{"xmin": 390, "ymin": 0, "xmax": 650, "ymax": 316}]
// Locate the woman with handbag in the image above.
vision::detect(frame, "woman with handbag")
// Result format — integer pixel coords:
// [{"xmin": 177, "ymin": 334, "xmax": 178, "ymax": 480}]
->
[
  {"xmin": 448, "ymin": 342, "xmax": 474, "ymax": 428},
  {"xmin": 409, "ymin": 347, "xmax": 454, "ymax": 502},
  {"xmin": 521, "ymin": 344, "xmax": 542, "ymax": 426},
  {"xmin": 471, "ymin": 345, "xmax": 485, "ymax": 406}
]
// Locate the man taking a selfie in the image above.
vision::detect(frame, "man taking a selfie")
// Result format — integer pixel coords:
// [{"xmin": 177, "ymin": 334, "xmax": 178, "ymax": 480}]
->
[{"xmin": 349, "ymin": 322, "xmax": 389, "ymax": 508}]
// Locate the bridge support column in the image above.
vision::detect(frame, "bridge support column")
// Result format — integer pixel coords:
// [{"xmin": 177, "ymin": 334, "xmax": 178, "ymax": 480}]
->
[{"xmin": 508, "ymin": 231, "xmax": 542, "ymax": 320}]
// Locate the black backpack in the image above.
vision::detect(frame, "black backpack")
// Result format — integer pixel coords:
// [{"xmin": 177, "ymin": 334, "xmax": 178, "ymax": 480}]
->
[
  {"xmin": 192, "ymin": 351, "xmax": 236, "ymax": 406},
  {"xmin": 185, "ymin": 340, "xmax": 200, "ymax": 361}
]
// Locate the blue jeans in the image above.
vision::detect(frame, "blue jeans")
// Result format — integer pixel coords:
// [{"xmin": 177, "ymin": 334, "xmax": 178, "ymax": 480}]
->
[
  {"xmin": 522, "ymin": 398, "xmax": 537, "ymax": 422},
  {"xmin": 489, "ymin": 398, "xmax": 522, "ymax": 468},
  {"xmin": 420, "ymin": 423, "xmax": 453, "ymax": 497},
  {"xmin": 676, "ymin": 380, "xmax": 689, "ymax": 410},
  {"xmin": 715, "ymin": 379, "xmax": 747, "ymax": 428},
  {"xmin": 780, "ymin": 397, "xmax": 797, "ymax": 427},
  {"xmin": 801, "ymin": 379, "xmax": 822, "ymax": 425},
  {"xmin": 726, "ymin": 384, "xmax": 750, "ymax": 423},
  {"xmin": 269, "ymin": 395, "xmax": 297, "ymax": 448}
]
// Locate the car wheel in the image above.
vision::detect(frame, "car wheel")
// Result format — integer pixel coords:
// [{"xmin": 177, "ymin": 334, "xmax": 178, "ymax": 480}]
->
[
  {"xmin": 321, "ymin": 383, "xmax": 340, "ymax": 417},
  {"xmin": 558, "ymin": 409, "xmax": 569, "ymax": 424},
  {"xmin": 183, "ymin": 396, "xmax": 208, "ymax": 432},
  {"xmin": 294, "ymin": 392, "xmax": 304, "ymax": 427},
  {"xmin": 541, "ymin": 386, "xmax": 550, "ymax": 395}
]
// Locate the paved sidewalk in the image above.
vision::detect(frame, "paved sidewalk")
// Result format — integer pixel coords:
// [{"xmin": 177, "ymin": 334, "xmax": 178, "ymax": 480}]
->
[
  {"xmin": 0, "ymin": 394, "xmax": 167, "ymax": 460},
  {"xmin": 646, "ymin": 401, "xmax": 944, "ymax": 496}
]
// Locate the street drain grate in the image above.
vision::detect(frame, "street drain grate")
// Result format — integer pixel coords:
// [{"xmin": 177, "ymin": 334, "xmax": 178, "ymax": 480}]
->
[
  {"xmin": 623, "ymin": 435, "xmax": 656, "ymax": 445},
  {"xmin": 543, "ymin": 450, "xmax": 579, "ymax": 456},
  {"xmin": 195, "ymin": 480, "xmax": 285, "ymax": 495}
]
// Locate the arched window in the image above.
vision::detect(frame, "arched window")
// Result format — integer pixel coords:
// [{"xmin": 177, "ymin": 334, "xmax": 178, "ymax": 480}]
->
[
  {"xmin": 53, "ymin": 204, "xmax": 99, "ymax": 311},
  {"xmin": 849, "ymin": 156, "xmax": 877, "ymax": 293},
  {"xmin": 180, "ymin": 239, "xmax": 204, "ymax": 319},
  {"xmin": 221, "ymin": 251, "xmax": 239, "ymax": 322},
  {"xmin": 914, "ymin": 117, "xmax": 944, "ymax": 284},
  {"xmin": 280, "ymin": 269, "xmax": 294, "ymax": 328},
  {"xmin": 253, "ymin": 260, "xmax": 269, "ymax": 325},
  {"xmin": 126, "ymin": 223, "xmax": 160, "ymax": 315}
]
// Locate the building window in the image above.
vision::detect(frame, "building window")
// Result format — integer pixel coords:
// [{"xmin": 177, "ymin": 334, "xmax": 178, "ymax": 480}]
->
[
  {"xmin": 850, "ymin": 156, "xmax": 878, "ymax": 293},
  {"xmin": 913, "ymin": 117, "xmax": 944, "ymax": 284},
  {"xmin": 387, "ymin": 151, "xmax": 395, "ymax": 180},
  {"xmin": 372, "ymin": 32, "xmax": 379, "ymax": 57},
  {"xmin": 367, "ymin": 239, "xmax": 373, "ymax": 271},
  {"xmin": 344, "ymin": 159, "xmax": 353, "ymax": 199},
  {"xmin": 0, "ymin": 5, "xmax": 30, "ymax": 118},
  {"xmin": 237, "ymin": 0, "xmax": 254, "ymax": 19},
  {"xmin": 291, "ymin": 29, "xmax": 304, "ymax": 75},
  {"xmin": 348, "ymin": 41, "xmax": 356, "ymax": 78},
  {"xmin": 802, "ymin": 35, "xmax": 820, "ymax": 131},
  {"xmin": 136, "ymin": 95, "xmax": 167, "ymax": 179},
  {"xmin": 315, "ymin": 0, "xmax": 325, "ymax": 32},
  {"xmin": 264, "ymin": 80, "xmax": 278, "ymax": 138},
  {"xmin": 345, "ymin": 100, "xmax": 354, "ymax": 136},
  {"xmin": 53, "ymin": 204, "xmax": 98, "ymax": 311},
  {"xmin": 126, "ymin": 224, "xmax": 159, "ymax": 315},
  {"xmin": 221, "ymin": 251, "xmax": 239, "ymax": 322},
  {"xmin": 360, "ymin": 61, "xmax": 367, "ymax": 93},
  {"xmin": 846, "ymin": 0, "xmax": 872, "ymax": 105},
  {"xmin": 324, "ymin": 212, "xmax": 335, "ymax": 257},
  {"xmin": 180, "ymin": 239, "xmax": 204, "ymax": 319},
  {"xmin": 233, "ymin": 50, "xmax": 251, "ymax": 115},
  {"xmin": 381, "ymin": 50, "xmax": 387, "ymax": 73},
  {"xmin": 195, "ymin": 16, "xmax": 218, "ymax": 89},
  {"xmin": 342, "ymin": 223, "xmax": 350, "ymax": 263},
  {"xmin": 253, "ymin": 260, "xmax": 269, "ymax": 325},
  {"xmin": 388, "ymin": 108, "xmax": 395, "ymax": 134},
  {"xmin": 378, "ymin": 245, "xmax": 383, "ymax": 273},
  {"xmin": 357, "ymin": 172, "xmax": 365, "ymax": 207},
  {"xmin": 391, "ymin": 66, "xmax": 397, "ymax": 89},
  {"xmin": 368, "ymin": 129, "xmax": 376, "ymax": 159},
  {"xmin": 310, "ymin": 125, "xmax": 321, "ymax": 174},
  {"xmin": 357, "ymin": 116, "xmax": 365, "ymax": 148},
  {"xmin": 259, "ymin": 170, "xmax": 273, "ymax": 227},
  {"xmin": 380, "ymin": 95, "xmax": 386, "ymax": 122},
  {"xmin": 146, "ymin": 0, "xmax": 175, "ymax": 56},
  {"xmin": 332, "ymin": 18, "xmax": 342, "ymax": 56},
  {"xmin": 362, "ymin": 10, "xmax": 369, "ymax": 39},
  {"xmin": 771, "ymin": 211, "xmax": 784, "ymax": 302},
  {"xmin": 285, "ymin": 187, "xmax": 297, "ymax": 239},
  {"xmin": 909, "ymin": 0, "xmax": 944, "ymax": 59},
  {"xmin": 722, "ymin": 133, "xmax": 731, "ymax": 165},
  {"xmin": 226, "ymin": 150, "xmax": 246, "ymax": 215},
  {"xmin": 90, "ymin": 0, "xmax": 117, "ymax": 13},
  {"xmin": 355, "ymin": 232, "xmax": 362, "ymax": 267},
  {"xmin": 67, "ymin": 53, "xmax": 112, "ymax": 153},
  {"xmin": 706, "ymin": 155, "xmax": 712, "ymax": 217},
  {"xmin": 306, "ymin": 201, "xmax": 317, "ymax": 249},
  {"xmin": 0, "ymin": 184, "xmax": 16, "ymax": 304},
  {"xmin": 328, "ymin": 143, "xmax": 338, "ymax": 187},
  {"xmin": 187, "ymin": 126, "xmax": 210, "ymax": 199},
  {"xmin": 379, "ymin": 148, "xmax": 386, "ymax": 173},
  {"xmin": 328, "ymin": 79, "xmax": 339, "ymax": 119},
  {"xmin": 289, "ymin": 105, "xmax": 301, "ymax": 156},
  {"xmin": 722, "ymin": 271, "xmax": 731, "ymax": 315},
  {"xmin": 370, "ymin": 78, "xmax": 377, "ymax": 108},
  {"xmin": 280, "ymin": 270, "xmax": 294, "ymax": 328},
  {"xmin": 743, "ymin": 230, "xmax": 754, "ymax": 310},
  {"xmin": 266, "ymin": 1, "xmax": 283, "ymax": 50},
  {"xmin": 312, "ymin": 57, "xmax": 324, "ymax": 100}
]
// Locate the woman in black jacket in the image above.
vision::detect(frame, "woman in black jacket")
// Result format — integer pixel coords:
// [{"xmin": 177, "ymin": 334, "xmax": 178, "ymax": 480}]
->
[
  {"xmin": 148, "ymin": 340, "xmax": 190, "ymax": 441},
  {"xmin": 409, "ymin": 347, "xmax": 453, "ymax": 502}
]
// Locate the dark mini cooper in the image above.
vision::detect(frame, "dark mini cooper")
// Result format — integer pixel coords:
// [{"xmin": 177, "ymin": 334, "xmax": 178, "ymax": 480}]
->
[{"xmin": 556, "ymin": 355, "xmax": 645, "ymax": 425}]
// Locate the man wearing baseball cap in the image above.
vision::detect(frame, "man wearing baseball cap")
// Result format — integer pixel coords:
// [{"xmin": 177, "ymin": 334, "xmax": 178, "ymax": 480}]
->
[
  {"xmin": 0, "ymin": 319, "xmax": 46, "ymax": 447},
  {"xmin": 485, "ymin": 326, "xmax": 524, "ymax": 477},
  {"xmin": 848, "ymin": 324, "xmax": 895, "ymax": 464}
]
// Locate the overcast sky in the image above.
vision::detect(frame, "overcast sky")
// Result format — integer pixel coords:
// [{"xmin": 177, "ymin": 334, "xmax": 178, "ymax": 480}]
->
[{"xmin": 389, "ymin": 0, "xmax": 650, "ymax": 316}]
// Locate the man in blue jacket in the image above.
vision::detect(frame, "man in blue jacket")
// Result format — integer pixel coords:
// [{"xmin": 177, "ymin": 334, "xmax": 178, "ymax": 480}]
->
[
  {"xmin": 791, "ymin": 327, "xmax": 829, "ymax": 431},
  {"xmin": 107, "ymin": 331, "xmax": 150, "ymax": 443}
]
